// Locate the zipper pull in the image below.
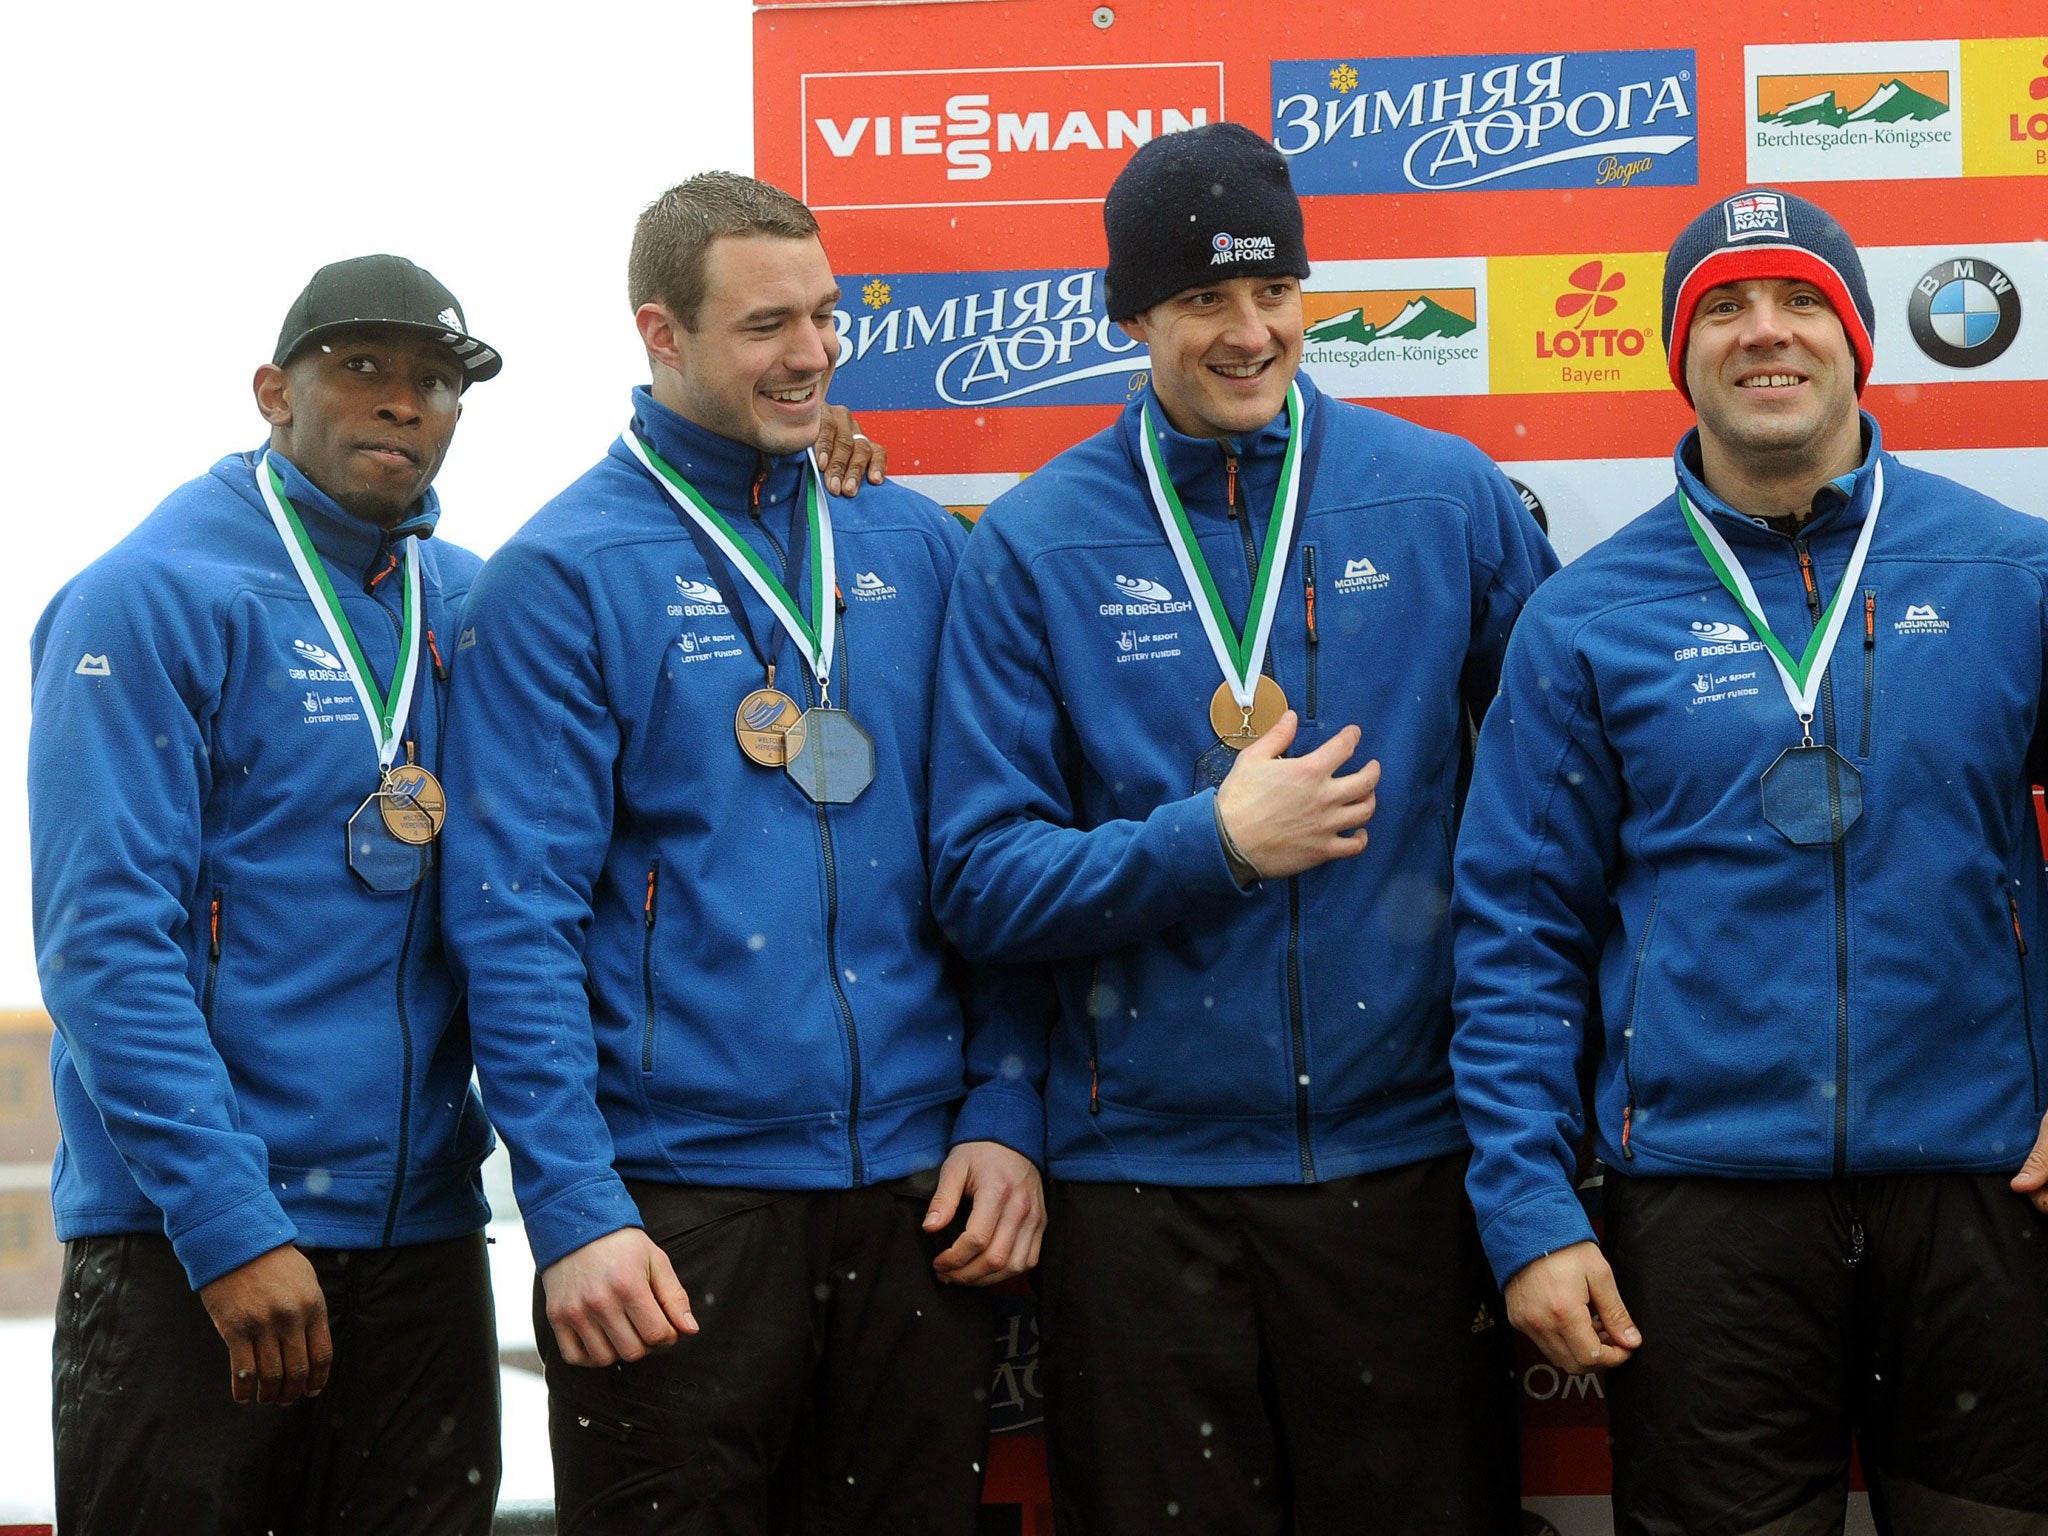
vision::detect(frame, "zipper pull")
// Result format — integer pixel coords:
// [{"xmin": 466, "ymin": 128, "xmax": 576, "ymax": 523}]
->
[
  {"xmin": 750, "ymin": 461, "xmax": 768, "ymax": 519},
  {"xmin": 1864, "ymin": 591, "xmax": 1875, "ymax": 649},
  {"xmin": 1620, "ymin": 1103, "xmax": 1634, "ymax": 1159},
  {"xmin": 1226, "ymin": 455, "xmax": 1240, "ymax": 519},
  {"xmin": 1304, "ymin": 549, "xmax": 1319, "ymax": 646},
  {"xmin": 1089, "ymin": 1053, "xmax": 1101, "ymax": 1116},
  {"xmin": 427, "ymin": 625, "xmax": 449, "ymax": 680},
  {"xmin": 1797, "ymin": 546, "xmax": 1818, "ymax": 606},
  {"xmin": 367, "ymin": 550, "xmax": 400, "ymax": 592},
  {"xmin": 644, "ymin": 866, "xmax": 659, "ymax": 929},
  {"xmin": 209, "ymin": 894, "xmax": 222, "ymax": 959},
  {"xmin": 2012, "ymin": 894, "xmax": 2028, "ymax": 956}
]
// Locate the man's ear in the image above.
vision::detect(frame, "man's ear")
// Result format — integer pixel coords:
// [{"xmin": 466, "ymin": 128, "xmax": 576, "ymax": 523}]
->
[
  {"xmin": 253, "ymin": 362, "xmax": 292, "ymax": 428},
  {"xmin": 1117, "ymin": 316, "xmax": 1150, "ymax": 347},
  {"xmin": 635, "ymin": 302, "xmax": 689, "ymax": 376}
]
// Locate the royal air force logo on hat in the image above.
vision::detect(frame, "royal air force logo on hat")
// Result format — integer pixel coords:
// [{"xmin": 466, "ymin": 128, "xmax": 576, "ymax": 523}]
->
[
  {"xmin": 1723, "ymin": 191, "xmax": 1791, "ymax": 242},
  {"xmin": 1908, "ymin": 256, "xmax": 2022, "ymax": 369}
]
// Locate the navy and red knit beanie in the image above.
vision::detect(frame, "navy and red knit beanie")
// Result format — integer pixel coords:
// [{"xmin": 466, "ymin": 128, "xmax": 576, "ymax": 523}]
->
[{"xmin": 1661, "ymin": 188, "xmax": 1875, "ymax": 402}]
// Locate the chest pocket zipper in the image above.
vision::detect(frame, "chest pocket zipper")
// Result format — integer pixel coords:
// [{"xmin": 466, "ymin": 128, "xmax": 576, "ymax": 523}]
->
[{"xmin": 1859, "ymin": 589, "xmax": 1876, "ymax": 759}]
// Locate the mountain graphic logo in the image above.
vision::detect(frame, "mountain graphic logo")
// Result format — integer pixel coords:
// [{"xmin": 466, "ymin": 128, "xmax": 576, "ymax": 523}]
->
[
  {"xmin": 855, "ymin": 572, "xmax": 886, "ymax": 590},
  {"xmin": 1344, "ymin": 557, "xmax": 1379, "ymax": 580},
  {"xmin": 1757, "ymin": 71, "xmax": 1950, "ymax": 128},
  {"xmin": 1904, "ymin": 604, "xmax": 1940, "ymax": 622},
  {"xmin": 1304, "ymin": 289, "xmax": 1477, "ymax": 347},
  {"xmin": 1691, "ymin": 621, "xmax": 1749, "ymax": 643},
  {"xmin": 1114, "ymin": 575, "xmax": 1175, "ymax": 603},
  {"xmin": 293, "ymin": 638, "xmax": 343, "ymax": 670}
]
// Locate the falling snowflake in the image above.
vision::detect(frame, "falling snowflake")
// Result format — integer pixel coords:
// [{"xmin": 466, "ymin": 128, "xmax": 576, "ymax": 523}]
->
[
  {"xmin": 1330, "ymin": 63, "xmax": 1359, "ymax": 95},
  {"xmin": 862, "ymin": 279, "xmax": 892, "ymax": 309}
]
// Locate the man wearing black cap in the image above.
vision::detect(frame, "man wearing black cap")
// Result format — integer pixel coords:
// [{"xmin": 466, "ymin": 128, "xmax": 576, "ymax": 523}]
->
[
  {"xmin": 1454, "ymin": 187, "xmax": 2048, "ymax": 1532},
  {"xmin": 29, "ymin": 255, "xmax": 505, "ymax": 1531},
  {"xmin": 927, "ymin": 122, "xmax": 1553, "ymax": 1533}
]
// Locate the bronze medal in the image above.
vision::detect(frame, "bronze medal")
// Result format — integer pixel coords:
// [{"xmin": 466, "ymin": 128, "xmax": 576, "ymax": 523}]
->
[
  {"xmin": 1207, "ymin": 675, "xmax": 1288, "ymax": 750},
  {"xmin": 378, "ymin": 763, "xmax": 445, "ymax": 846},
  {"xmin": 735, "ymin": 687, "xmax": 805, "ymax": 767}
]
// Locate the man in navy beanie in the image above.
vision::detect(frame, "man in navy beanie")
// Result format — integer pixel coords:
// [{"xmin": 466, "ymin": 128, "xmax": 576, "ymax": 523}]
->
[
  {"xmin": 1453, "ymin": 186, "xmax": 2048, "ymax": 1532},
  {"xmin": 928, "ymin": 120, "xmax": 1553, "ymax": 1534}
]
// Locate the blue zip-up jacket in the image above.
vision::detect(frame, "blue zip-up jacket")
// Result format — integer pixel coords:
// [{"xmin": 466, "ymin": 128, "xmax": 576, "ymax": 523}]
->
[
  {"xmin": 928, "ymin": 376, "xmax": 1557, "ymax": 1184},
  {"xmin": 29, "ymin": 451, "xmax": 492, "ymax": 1291},
  {"xmin": 1451, "ymin": 419, "xmax": 2048, "ymax": 1288},
  {"xmin": 441, "ymin": 389, "xmax": 1045, "ymax": 1273}
]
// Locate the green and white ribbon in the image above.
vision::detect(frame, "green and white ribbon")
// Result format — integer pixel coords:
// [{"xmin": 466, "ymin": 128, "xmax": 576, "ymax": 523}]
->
[
  {"xmin": 1136, "ymin": 382, "xmax": 1306, "ymax": 710},
  {"xmin": 1677, "ymin": 458, "xmax": 1883, "ymax": 739},
  {"xmin": 623, "ymin": 432, "xmax": 837, "ymax": 701},
  {"xmin": 256, "ymin": 454, "xmax": 421, "ymax": 771}
]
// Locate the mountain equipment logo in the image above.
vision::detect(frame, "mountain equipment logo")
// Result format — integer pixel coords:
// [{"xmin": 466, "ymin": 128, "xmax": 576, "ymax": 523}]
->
[
  {"xmin": 672, "ymin": 577, "xmax": 728, "ymax": 618},
  {"xmin": 1895, "ymin": 602, "xmax": 1950, "ymax": 635},
  {"xmin": 293, "ymin": 638, "xmax": 344, "ymax": 671},
  {"xmin": 850, "ymin": 570, "xmax": 899, "ymax": 601},
  {"xmin": 1907, "ymin": 256, "xmax": 2022, "ymax": 368},
  {"xmin": 74, "ymin": 653, "xmax": 110, "ymax": 677},
  {"xmin": 1099, "ymin": 574, "xmax": 1192, "ymax": 618},
  {"xmin": 1747, "ymin": 42, "xmax": 1962, "ymax": 182},
  {"xmin": 1272, "ymin": 48, "xmax": 1698, "ymax": 194},
  {"xmin": 1333, "ymin": 556, "xmax": 1391, "ymax": 595},
  {"xmin": 801, "ymin": 62, "xmax": 1222, "ymax": 210},
  {"xmin": 1723, "ymin": 191, "xmax": 1790, "ymax": 241}
]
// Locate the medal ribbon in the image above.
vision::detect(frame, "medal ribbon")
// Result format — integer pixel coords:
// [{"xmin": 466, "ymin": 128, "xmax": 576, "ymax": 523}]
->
[
  {"xmin": 1136, "ymin": 382, "xmax": 1306, "ymax": 710},
  {"xmin": 256, "ymin": 454, "xmax": 421, "ymax": 772},
  {"xmin": 1676, "ymin": 458, "xmax": 1883, "ymax": 740},
  {"xmin": 623, "ymin": 432, "xmax": 837, "ymax": 700}
]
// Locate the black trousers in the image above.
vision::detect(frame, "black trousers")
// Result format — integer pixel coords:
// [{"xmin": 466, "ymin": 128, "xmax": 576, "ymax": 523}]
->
[
  {"xmin": 1038, "ymin": 1154, "xmax": 1521, "ymax": 1536},
  {"xmin": 540, "ymin": 1175, "xmax": 996, "ymax": 1536},
  {"xmin": 1605, "ymin": 1172, "xmax": 2048, "ymax": 1536},
  {"xmin": 53, "ymin": 1229, "xmax": 500, "ymax": 1535}
]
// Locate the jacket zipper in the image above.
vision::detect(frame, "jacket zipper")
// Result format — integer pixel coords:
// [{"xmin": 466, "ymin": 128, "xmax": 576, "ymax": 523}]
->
[
  {"xmin": 202, "ymin": 891, "xmax": 224, "ymax": 1021},
  {"xmin": 1797, "ymin": 536, "xmax": 1853, "ymax": 1177},
  {"xmin": 641, "ymin": 864, "xmax": 660, "ymax": 1072},
  {"xmin": 760, "ymin": 495, "xmax": 867, "ymax": 1183},
  {"xmin": 1229, "ymin": 460, "xmax": 1315, "ymax": 1180},
  {"xmin": 1859, "ymin": 588, "xmax": 1876, "ymax": 758},
  {"xmin": 1302, "ymin": 546, "xmax": 1319, "ymax": 721},
  {"xmin": 2012, "ymin": 893, "xmax": 2040, "ymax": 1110},
  {"xmin": 372, "ymin": 580, "xmax": 424, "ymax": 1244},
  {"xmin": 1619, "ymin": 898, "xmax": 1660, "ymax": 1160}
]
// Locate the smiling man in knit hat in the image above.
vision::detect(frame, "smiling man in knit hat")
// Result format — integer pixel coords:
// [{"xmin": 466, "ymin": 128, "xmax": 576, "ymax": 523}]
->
[
  {"xmin": 1453, "ymin": 187, "xmax": 2048, "ymax": 1533},
  {"xmin": 927, "ymin": 121, "xmax": 1554, "ymax": 1534}
]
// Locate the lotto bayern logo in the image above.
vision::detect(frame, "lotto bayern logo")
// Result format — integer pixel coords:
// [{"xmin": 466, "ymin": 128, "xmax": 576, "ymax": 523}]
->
[{"xmin": 1907, "ymin": 256, "xmax": 2022, "ymax": 368}]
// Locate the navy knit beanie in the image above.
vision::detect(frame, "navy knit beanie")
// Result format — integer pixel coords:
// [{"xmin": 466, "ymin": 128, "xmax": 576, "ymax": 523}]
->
[
  {"xmin": 1662, "ymin": 188, "xmax": 1875, "ymax": 402},
  {"xmin": 1102, "ymin": 122, "xmax": 1311, "ymax": 321}
]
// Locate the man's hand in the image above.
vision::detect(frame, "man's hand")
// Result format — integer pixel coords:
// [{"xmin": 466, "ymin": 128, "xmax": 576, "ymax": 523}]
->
[
  {"xmin": 198, "ymin": 1244, "xmax": 332, "ymax": 1406},
  {"xmin": 1504, "ymin": 1240, "xmax": 1642, "ymax": 1375},
  {"xmin": 540, "ymin": 1227, "xmax": 699, "ymax": 1368},
  {"xmin": 2010, "ymin": 1110, "xmax": 2048, "ymax": 1213},
  {"xmin": 814, "ymin": 405, "xmax": 887, "ymax": 497},
  {"xmin": 926, "ymin": 1140, "xmax": 1045, "ymax": 1286},
  {"xmin": 1214, "ymin": 713, "xmax": 1381, "ymax": 881}
]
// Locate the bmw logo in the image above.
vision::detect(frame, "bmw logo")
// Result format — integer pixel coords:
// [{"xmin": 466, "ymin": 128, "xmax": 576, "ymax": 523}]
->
[
  {"xmin": 1907, "ymin": 256, "xmax": 2022, "ymax": 369},
  {"xmin": 1507, "ymin": 477, "xmax": 1549, "ymax": 535}
]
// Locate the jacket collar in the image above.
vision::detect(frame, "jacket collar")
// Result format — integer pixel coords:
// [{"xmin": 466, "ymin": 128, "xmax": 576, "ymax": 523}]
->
[
  {"xmin": 237, "ymin": 447, "xmax": 441, "ymax": 580},
  {"xmin": 1121, "ymin": 372, "xmax": 1317, "ymax": 517},
  {"xmin": 1673, "ymin": 411, "xmax": 1882, "ymax": 545},
  {"xmin": 622, "ymin": 384, "xmax": 810, "ymax": 519}
]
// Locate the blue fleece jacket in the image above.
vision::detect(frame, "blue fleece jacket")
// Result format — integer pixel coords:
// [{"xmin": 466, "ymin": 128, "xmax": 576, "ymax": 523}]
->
[
  {"xmin": 1451, "ymin": 419, "xmax": 2048, "ymax": 1287},
  {"xmin": 29, "ymin": 451, "xmax": 492, "ymax": 1290},
  {"xmin": 441, "ymin": 389, "xmax": 1045, "ymax": 1272},
  {"xmin": 928, "ymin": 376, "xmax": 1557, "ymax": 1184}
]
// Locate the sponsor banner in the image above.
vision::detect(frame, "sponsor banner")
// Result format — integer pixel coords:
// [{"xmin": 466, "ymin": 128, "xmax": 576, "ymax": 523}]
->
[
  {"xmin": 1487, "ymin": 252, "xmax": 1668, "ymax": 395},
  {"xmin": 830, "ymin": 268, "xmax": 1150, "ymax": 409},
  {"xmin": 1746, "ymin": 40, "xmax": 1964, "ymax": 183},
  {"xmin": 1272, "ymin": 50, "xmax": 1697, "ymax": 194},
  {"xmin": 801, "ymin": 62, "xmax": 1223, "ymax": 209},
  {"xmin": 1300, "ymin": 258, "xmax": 1489, "ymax": 397},
  {"xmin": 1961, "ymin": 37, "xmax": 2048, "ymax": 176},
  {"xmin": 1863, "ymin": 242, "xmax": 2043, "ymax": 384}
]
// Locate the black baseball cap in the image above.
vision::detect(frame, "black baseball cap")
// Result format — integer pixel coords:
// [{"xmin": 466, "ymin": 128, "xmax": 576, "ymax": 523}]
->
[{"xmin": 273, "ymin": 254, "xmax": 502, "ymax": 385}]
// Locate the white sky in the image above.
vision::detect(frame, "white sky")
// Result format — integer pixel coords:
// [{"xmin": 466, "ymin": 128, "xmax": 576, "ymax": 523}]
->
[{"xmin": 0, "ymin": 1, "xmax": 759, "ymax": 1008}]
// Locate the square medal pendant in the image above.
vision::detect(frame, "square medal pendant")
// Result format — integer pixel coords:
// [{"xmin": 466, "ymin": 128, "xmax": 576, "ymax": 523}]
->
[
  {"xmin": 347, "ymin": 794, "xmax": 432, "ymax": 893},
  {"xmin": 1758, "ymin": 744, "xmax": 1863, "ymax": 846}
]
